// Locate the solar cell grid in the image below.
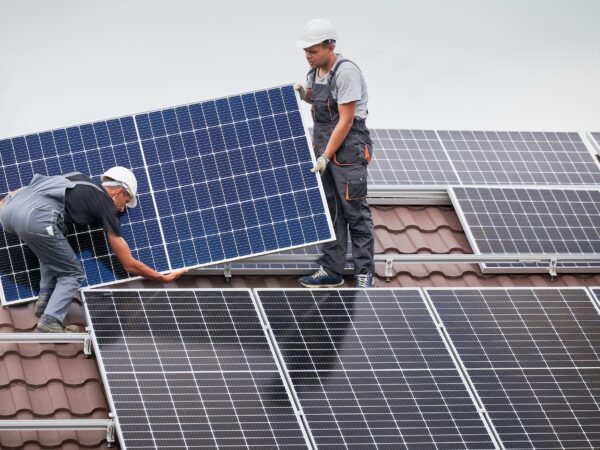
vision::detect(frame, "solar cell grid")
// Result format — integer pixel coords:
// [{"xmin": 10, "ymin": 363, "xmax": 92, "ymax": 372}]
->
[
  {"xmin": 368, "ymin": 129, "xmax": 459, "ymax": 186},
  {"xmin": 427, "ymin": 287, "xmax": 600, "ymax": 450},
  {"xmin": 84, "ymin": 289, "xmax": 309, "ymax": 450},
  {"xmin": 438, "ymin": 130, "xmax": 600, "ymax": 185},
  {"xmin": 256, "ymin": 288, "xmax": 496, "ymax": 449}
]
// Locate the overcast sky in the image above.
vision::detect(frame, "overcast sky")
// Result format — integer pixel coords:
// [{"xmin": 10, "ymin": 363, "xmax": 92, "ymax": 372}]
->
[{"xmin": 1, "ymin": 0, "xmax": 599, "ymax": 139}]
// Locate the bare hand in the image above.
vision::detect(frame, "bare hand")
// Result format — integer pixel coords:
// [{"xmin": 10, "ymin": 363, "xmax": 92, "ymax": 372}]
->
[{"xmin": 161, "ymin": 268, "xmax": 189, "ymax": 283}]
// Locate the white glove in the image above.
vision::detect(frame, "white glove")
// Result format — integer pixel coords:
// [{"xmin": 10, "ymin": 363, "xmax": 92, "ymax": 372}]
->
[
  {"xmin": 294, "ymin": 82, "xmax": 307, "ymax": 101},
  {"xmin": 310, "ymin": 155, "xmax": 329, "ymax": 174}
]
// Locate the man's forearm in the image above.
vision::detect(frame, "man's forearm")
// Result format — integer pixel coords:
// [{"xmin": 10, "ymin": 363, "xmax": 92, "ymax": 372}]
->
[{"xmin": 323, "ymin": 118, "xmax": 353, "ymax": 160}]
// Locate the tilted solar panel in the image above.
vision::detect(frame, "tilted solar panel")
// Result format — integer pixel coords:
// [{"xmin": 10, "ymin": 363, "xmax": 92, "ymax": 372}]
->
[
  {"xmin": 84, "ymin": 289, "xmax": 310, "ymax": 450},
  {"xmin": 0, "ymin": 85, "xmax": 334, "ymax": 304},
  {"xmin": 427, "ymin": 287, "xmax": 600, "ymax": 449}
]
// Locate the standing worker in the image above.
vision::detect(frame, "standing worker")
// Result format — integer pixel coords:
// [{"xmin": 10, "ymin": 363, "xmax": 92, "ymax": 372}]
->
[
  {"xmin": 295, "ymin": 18, "xmax": 375, "ymax": 288},
  {"xmin": 0, "ymin": 167, "xmax": 187, "ymax": 332}
]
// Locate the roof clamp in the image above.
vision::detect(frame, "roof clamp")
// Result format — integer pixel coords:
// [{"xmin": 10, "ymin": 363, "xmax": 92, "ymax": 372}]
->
[
  {"xmin": 83, "ymin": 327, "xmax": 93, "ymax": 358},
  {"xmin": 223, "ymin": 262, "xmax": 232, "ymax": 283},
  {"xmin": 106, "ymin": 414, "xmax": 116, "ymax": 447},
  {"xmin": 384, "ymin": 258, "xmax": 393, "ymax": 281},
  {"xmin": 548, "ymin": 258, "xmax": 558, "ymax": 281}
]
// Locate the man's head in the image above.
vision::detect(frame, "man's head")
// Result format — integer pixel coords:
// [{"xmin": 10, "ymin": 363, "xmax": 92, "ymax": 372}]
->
[
  {"xmin": 101, "ymin": 166, "xmax": 138, "ymax": 212},
  {"xmin": 296, "ymin": 18, "xmax": 338, "ymax": 68}
]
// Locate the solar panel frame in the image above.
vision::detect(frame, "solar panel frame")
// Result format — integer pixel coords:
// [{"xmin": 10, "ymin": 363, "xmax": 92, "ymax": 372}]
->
[
  {"xmin": 255, "ymin": 288, "xmax": 499, "ymax": 449},
  {"xmin": 424, "ymin": 287, "xmax": 600, "ymax": 450},
  {"xmin": 1, "ymin": 85, "xmax": 335, "ymax": 305},
  {"xmin": 83, "ymin": 288, "xmax": 312, "ymax": 450},
  {"xmin": 449, "ymin": 185, "xmax": 600, "ymax": 274},
  {"xmin": 587, "ymin": 132, "xmax": 600, "ymax": 155}
]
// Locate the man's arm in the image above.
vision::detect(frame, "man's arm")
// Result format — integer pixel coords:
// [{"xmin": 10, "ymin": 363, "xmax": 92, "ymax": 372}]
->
[{"xmin": 107, "ymin": 232, "xmax": 187, "ymax": 282}]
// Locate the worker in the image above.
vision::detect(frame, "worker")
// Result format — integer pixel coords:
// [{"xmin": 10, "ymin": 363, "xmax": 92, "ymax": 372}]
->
[
  {"xmin": 295, "ymin": 18, "xmax": 375, "ymax": 288},
  {"xmin": 0, "ymin": 167, "xmax": 187, "ymax": 332}
]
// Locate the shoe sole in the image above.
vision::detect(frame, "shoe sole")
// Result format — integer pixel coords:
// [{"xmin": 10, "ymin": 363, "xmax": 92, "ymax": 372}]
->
[{"xmin": 299, "ymin": 280, "xmax": 345, "ymax": 288}]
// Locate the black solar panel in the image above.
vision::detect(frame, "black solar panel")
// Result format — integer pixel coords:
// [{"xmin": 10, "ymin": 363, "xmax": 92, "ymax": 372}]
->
[
  {"xmin": 256, "ymin": 288, "xmax": 496, "ymax": 449},
  {"xmin": 368, "ymin": 129, "xmax": 459, "ymax": 186},
  {"xmin": 427, "ymin": 288, "xmax": 600, "ymax": 449},
  {"xmin": 438, "ymin": 130, "xmax": 600, "ymax": 185},
  {"xmin": 84, "ymin": 289, "xmax": 309, "ymax": 449},
  {"xmin": 451, "ymin": 186, "xmax": 600, "ymax": 272}
]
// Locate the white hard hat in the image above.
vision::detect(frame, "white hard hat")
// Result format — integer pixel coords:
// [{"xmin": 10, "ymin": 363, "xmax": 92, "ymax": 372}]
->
[
  {"xmin": 296, "ymin": 18, "xmax": 338, "ymax": 49},
  {"xmin": 101, "ymin": 166, "xmax": 138, "ymax": 208}
]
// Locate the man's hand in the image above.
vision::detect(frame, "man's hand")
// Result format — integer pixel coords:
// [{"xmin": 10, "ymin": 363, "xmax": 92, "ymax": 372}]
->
[
  {"xmin": 161, "ymin": 268, "xmax": 189, "ymax": 283},
  {"xmin": 294, "ymin": 82, "xmax": 307, "ymax": 101},
  {"xmin": 310, "ymin": 155, "xmax": 329, "ymax": 175}
]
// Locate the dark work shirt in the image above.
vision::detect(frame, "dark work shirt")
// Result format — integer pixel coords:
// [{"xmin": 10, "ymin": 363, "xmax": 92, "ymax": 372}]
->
[{"xmin": 63, "ymin": 174, "xmax": 121, "ymax": 236}]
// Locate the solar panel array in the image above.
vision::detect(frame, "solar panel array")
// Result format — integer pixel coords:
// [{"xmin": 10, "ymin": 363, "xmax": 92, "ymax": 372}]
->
[
  {"xmin": 450, "ymin": 186, "xmax": 600, "ymax": 273},
  {"xmin": 0, "ymin": 85, "xmax": 334, "ymax": 304},
  {"xmin": 427, "ymin": 288, "xmax": 600, "ymax": 449},
  {"xmin": 366, "ymin": 129, "xmax": 600, "ymax": 188},
  {"xmin": 84, "ymin": 289, "xmax": 309, "ymax": 450},
  {"xmin": 256, "ymin": 288, "xmax": 496, "ymax": 449}
]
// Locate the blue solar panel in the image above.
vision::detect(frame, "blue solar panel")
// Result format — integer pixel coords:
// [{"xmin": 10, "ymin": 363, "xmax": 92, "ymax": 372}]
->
[
  {"xmin": 0, "ymin": 85, "xmax": 333, "ymax": 304},
  {"xmin": 0, "ymin": 117, "xmax": 169, "ymax": 304},
  {"xmin": 135, "ymin": 86, "xmax": 332, "ymax": 269}
]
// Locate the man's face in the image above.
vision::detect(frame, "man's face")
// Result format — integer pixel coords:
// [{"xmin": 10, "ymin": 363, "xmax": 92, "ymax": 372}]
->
[
  {"xmin": 304, "ymin": 43, "xmax": 332, "ymax": 68},
  {"xmin": 112, "ymin": 187, "xmax": 131, "ymax": 213}
]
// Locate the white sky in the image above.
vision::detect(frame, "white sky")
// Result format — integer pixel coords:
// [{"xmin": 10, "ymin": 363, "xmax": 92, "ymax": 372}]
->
[{"xmin": 1, "ymin": 0, "xmax": 599, "ymax": 139}]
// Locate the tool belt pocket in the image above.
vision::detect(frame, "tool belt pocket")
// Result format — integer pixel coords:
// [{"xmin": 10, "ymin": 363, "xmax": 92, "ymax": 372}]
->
[
  {"xmin": 345, "ymin": 166, "xmax": 368, "ymax": 201},
  {"xmin": 334, "ymin": 139, "xmax": 372, "ymax": 166}
]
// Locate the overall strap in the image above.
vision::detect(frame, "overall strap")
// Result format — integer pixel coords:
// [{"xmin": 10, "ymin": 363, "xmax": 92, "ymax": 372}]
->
[{"xmin": 63, "ymin": 172, "xmax": 106, "ymax": 194}]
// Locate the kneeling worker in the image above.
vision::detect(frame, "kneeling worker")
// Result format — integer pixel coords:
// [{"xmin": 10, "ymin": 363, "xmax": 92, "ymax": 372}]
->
[{"xmin": 0, "ymin": 167, "xmax": 187, "ymax": 332}]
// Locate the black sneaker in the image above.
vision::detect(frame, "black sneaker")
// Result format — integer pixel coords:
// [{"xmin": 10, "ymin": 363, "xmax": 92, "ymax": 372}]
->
[
  {"xmin": 299, "ymin": 267, "xmax": 344, "ymax": 288},
  {"xmin": 36, "ymin": 317, "xmax": 80, "ymax": 333},
  {"xmin": 34, "ymin": 293, "xmax": 50, "ymax": 318}
]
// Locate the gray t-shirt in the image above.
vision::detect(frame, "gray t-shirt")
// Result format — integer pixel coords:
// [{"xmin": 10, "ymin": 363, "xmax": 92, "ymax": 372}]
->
[{"xmin": 306, "ymin": 54, "xmax": 369, "ymax": 119}]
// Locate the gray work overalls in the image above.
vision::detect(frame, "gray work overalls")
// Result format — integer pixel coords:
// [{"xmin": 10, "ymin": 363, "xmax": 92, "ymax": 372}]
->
[
  {"xmin": 0, "ymin": 173, "xmax": 105, "ymax": 321},
  {"xmin": 309, "ymin": 58, "xmax": 375, "ymax": 276}
]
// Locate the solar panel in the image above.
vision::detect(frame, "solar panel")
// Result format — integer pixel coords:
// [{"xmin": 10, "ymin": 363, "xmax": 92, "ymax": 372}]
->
[
  {"xmin": 256, "ymin": 288, "xmax": 496, "ymax": 449},
  {"xmin": 368, "ymin": 129, "xmax": 459, "ymax": 186},
  {"xmin": 135, "ymin": 86, "xmax": 332, "ymax": 269},
  {"xmin": 1, "ymin": 85, "xmax": 334, "ymax": 304},
  {"xmin": 438, "ymin": 130, "xmax": 600, "ymax": 185},
  {"xmin": 450, "ymin": 186, "xmax": 600, "ymax": 273},
  {"xmin": 427, "ymin": 287, "xmax": 600, "ymax": 449},
  {"xmin": 84, "ymin": 289, "xmax": 310, "ymax": 450},
  {"xmin": 0, "ymin": 118, "xmax": 169, "ymax": 305}
]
